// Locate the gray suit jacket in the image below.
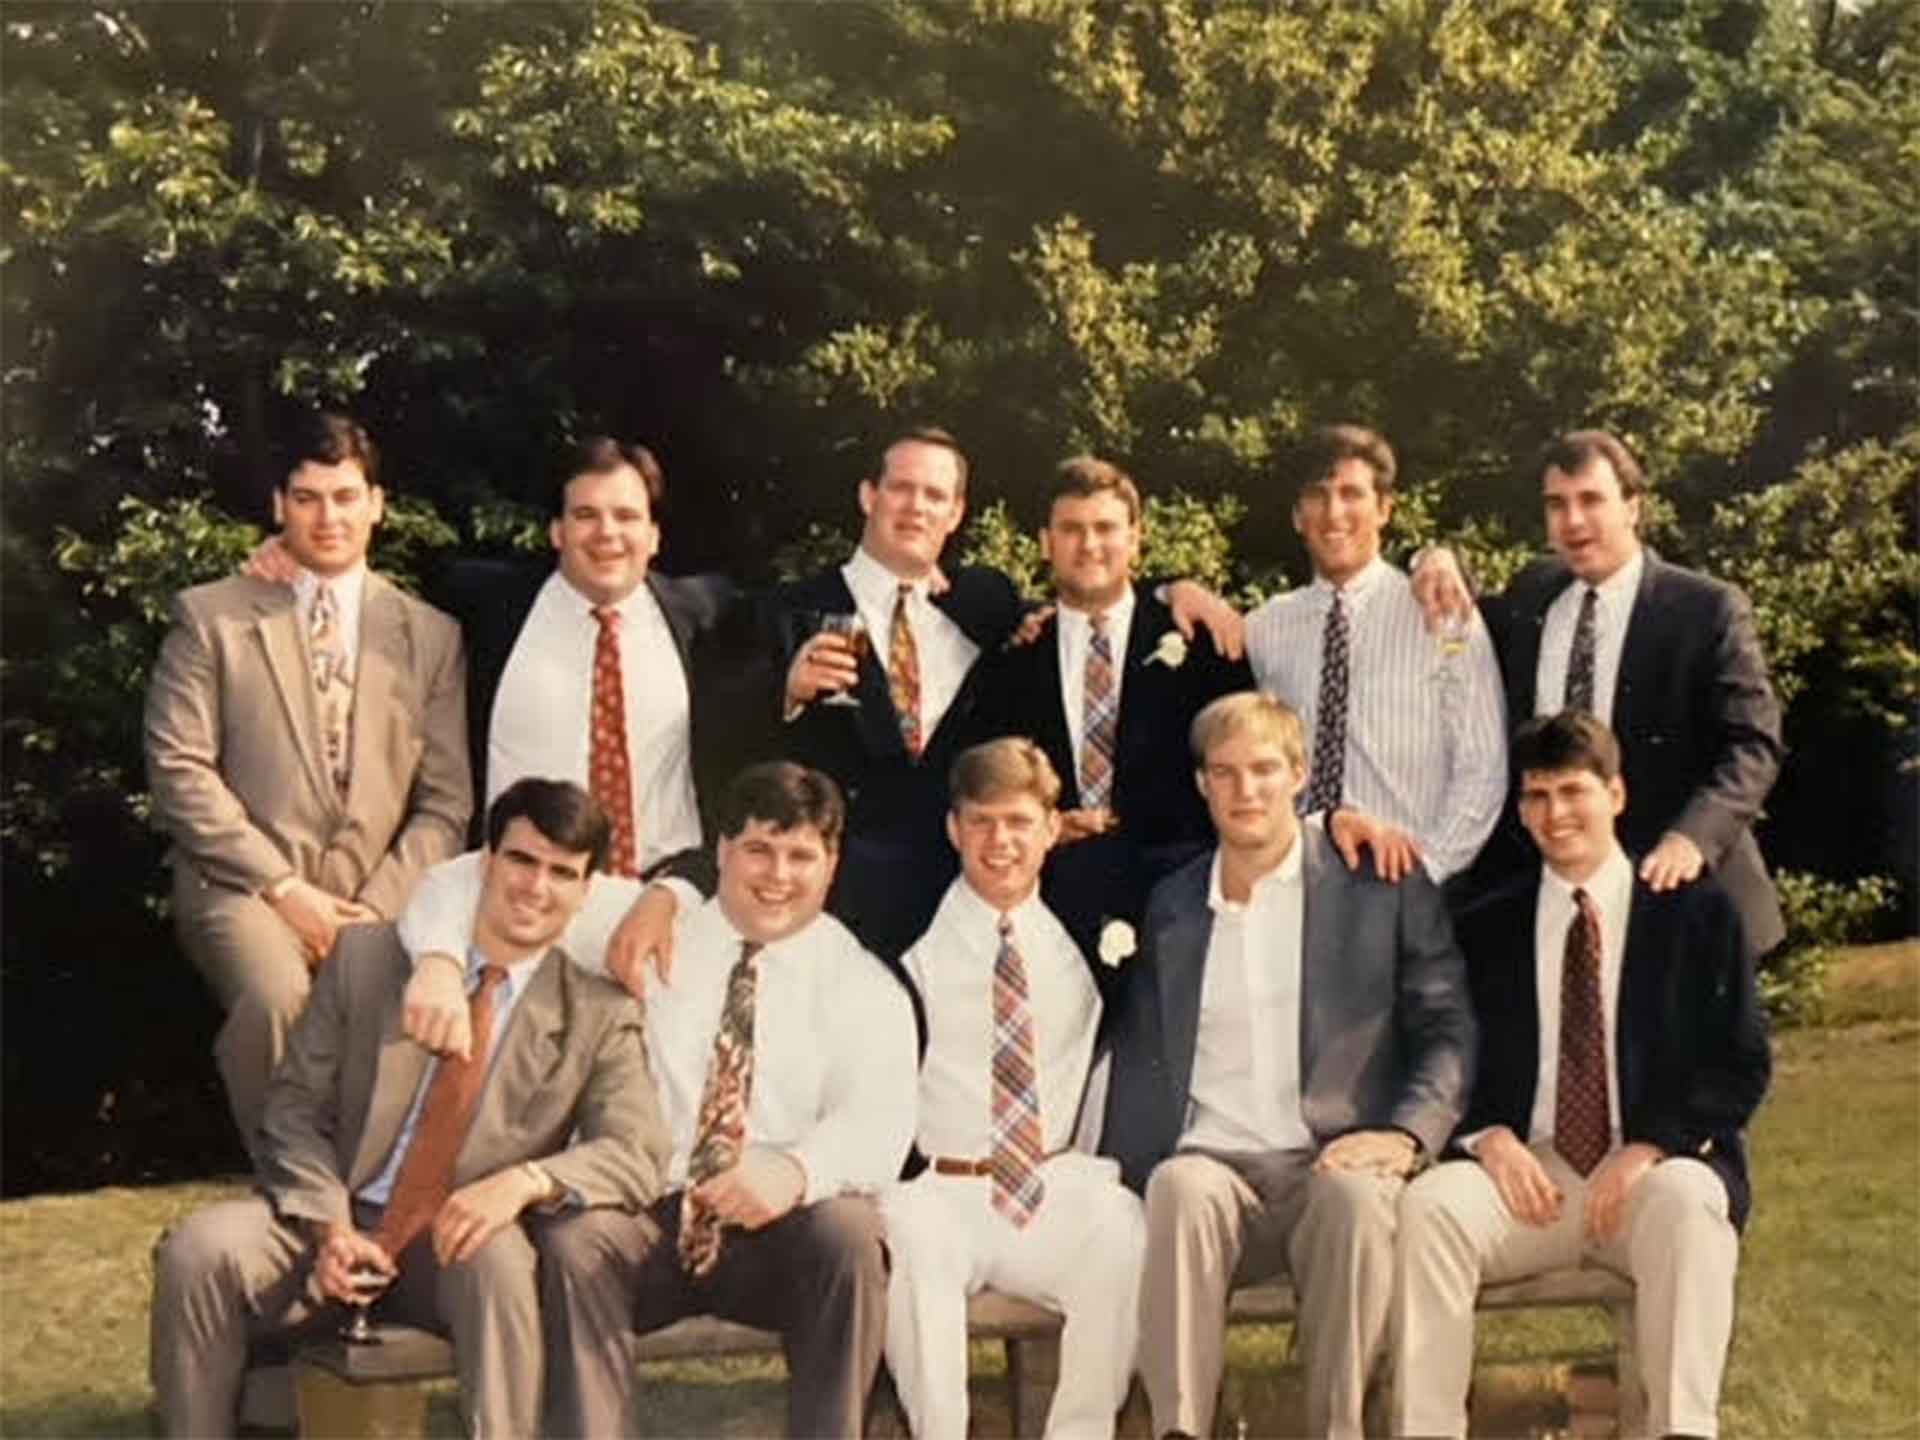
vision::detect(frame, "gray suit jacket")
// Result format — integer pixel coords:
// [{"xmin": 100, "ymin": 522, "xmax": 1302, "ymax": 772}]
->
[
  {"xmin": 259, "ymin": 923, "xmax": 668, "ymax": 1229},
  {"xmin": 1100, "ymin": 825, "xmax": 1477, "ymax": 1193},
  {"xmin": 144, "ymin": 572, "xmax": 471, "ymax": 917}
]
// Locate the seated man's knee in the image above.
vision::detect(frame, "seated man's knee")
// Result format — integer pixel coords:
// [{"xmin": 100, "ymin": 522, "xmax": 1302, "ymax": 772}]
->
[
  {"xmin": 1145, "ymin": 1152, "xmax": 1233, "ymax": 1222},
  {"xmin": 795, "ymin": 1197, "xmax": 886, "ymax": 1284},
  {"xmin": 441, "ymin": 1223, "xmax": 537, "ymax": 1301},
  {"xmin": 1305, "ymin": 1166, "xmax": 1400, "ymax": 1238},
  {"xmin": 1631, "ymin": 1159, "xmax": 1732, "ymax": 1238},
  {"xmin": 534, "ymin": 1207, "xmax": 650, "ymax": 1281}
]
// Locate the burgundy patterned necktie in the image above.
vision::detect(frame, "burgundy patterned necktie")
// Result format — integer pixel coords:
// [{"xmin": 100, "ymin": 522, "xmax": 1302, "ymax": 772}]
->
[
  {"xmin": 589, "ymin": 605, "xmax": 639, "ymax": 876},
  {"xmin": 376, "ymin": 962, "xmax": 511, "ymax": 1261},
  {"xmin": 1564, "ymin": 587, "xmax": 1599, "ymax": 713},
  {"xmin": 887, "ymin": 583, "xmax": 924, "ymax": 757},
  {"xmin": 1555, "ymin": 888, "xmax": 1611, "ymax": 1176},
  {"xmin": 1304, "ymin": 588, "xmax": 1349, "ymax": 811},
  {"xmin": 1079, "ymin": 611, "xmax": 1117, "ymax": 809},
  {"xmin": 989, "ymin": 916, "xmax": 1045, "ymax": 1228},
  {"xmin": 680, "ymin": 940, "xmax": 762, "ymax": 1277}
]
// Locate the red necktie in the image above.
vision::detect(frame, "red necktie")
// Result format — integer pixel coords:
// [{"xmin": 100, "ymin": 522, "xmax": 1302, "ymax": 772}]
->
[
  {"xmin": 887, "ymin": 584, "xmax": 924, "ymax": 757},
  {"xmin": 589, "ymin": 605, "xmax": 639, "ymax": 876}
]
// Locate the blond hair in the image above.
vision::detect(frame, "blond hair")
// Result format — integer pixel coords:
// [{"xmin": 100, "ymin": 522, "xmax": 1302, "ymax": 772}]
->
[
  {"xmin": 1189, "ymin": 692, "xmax": 1307, "ymax": 770},
  {"xmin": 949, "ymin": 737, "xmax": 1063, "ymax": 811}
]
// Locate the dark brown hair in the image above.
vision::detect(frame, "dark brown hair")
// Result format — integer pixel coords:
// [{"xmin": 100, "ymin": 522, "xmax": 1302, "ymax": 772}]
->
[{"xmin": 485, "ymin": 778, "xmax": 613, "ymax": 874}]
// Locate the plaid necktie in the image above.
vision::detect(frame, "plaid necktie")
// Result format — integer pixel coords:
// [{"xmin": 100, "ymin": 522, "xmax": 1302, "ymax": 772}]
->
[
  {"xmin": 308, "ymin": 582, "xmax": 353, "ymax": 800},
  {"xmin": 1304, "ymin": 588, "xmax": 1350, "ymax": 812},
  {"xmin": 1564, "ymin": 587, "xmax": 1599, "ymax": 713},
  {"xmin": 680, "ymin": 940, "xmax": 762, "ymax": 1277},
  {"xmin": 1555, "ymin": 888, "xmax": 1611, "ymax": 1176},
  {"xmin": 589, "ymin": 605, "xmax": 639, "ymax": 876},
  {"xmin": 1079, "ymin": 611, "xmax": 1117, "ymax": 810},
  {"xmin": 376, "ymin": 962, "xmax": 511, "ymax": 1262},
  {"xmin": 989, "ymin": 916, "xmax": 1045, "ymax": 1229},
  {"xmin": 887, "ymin": 583, "xmax": 924, "ymax": 757}
]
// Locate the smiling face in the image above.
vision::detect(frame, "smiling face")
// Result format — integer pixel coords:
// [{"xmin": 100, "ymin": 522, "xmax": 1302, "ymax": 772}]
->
[
  {"xmin": 857, "ymin": 439, "xmax": 966, "ymax": 580},
  {"xmin": 1042, "ymin": 489, "xmax": 1139, "ymax": 611},
  {"xmin": 550, "ymin": 463, "xmax": 661, "ymax": 606},
  {"xmin": 274, "ymin": 459, "xmax": 384, "ymax": 577},
  {"xmin": 716, "ymin": 818, "xmax": 838, "ymax": 946},
  {"xmin": 1293, "ymin": 456, "xmax": 1390, "ymax": 588},
  {"xmin": 947, "ymin": 790, "xmax": 1061, "ymax": 913},
  {"xmin": 1517, "ymin": 764, "xmax": 1626, "ymax": 884},
  {"xmin": 1543, "ymin": 457, "xmax": 1641, "ymax": 584},
  {"xmin": 473, "ymin": 816, "xmax": 594, "ymax": 962},
  {"xmin": 1197, "ymin": 728, "xmax": 1306, "ymax": 860}
]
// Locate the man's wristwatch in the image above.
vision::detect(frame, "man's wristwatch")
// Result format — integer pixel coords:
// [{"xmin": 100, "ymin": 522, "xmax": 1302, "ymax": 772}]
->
[{"xmin": 263, "ymin": 873, "xmax": 299, "ymax": 903}]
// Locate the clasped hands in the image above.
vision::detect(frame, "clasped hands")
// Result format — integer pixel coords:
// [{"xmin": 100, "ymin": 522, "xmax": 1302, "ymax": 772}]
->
[
  {"xmin": 1313, "ymin": 1128, "xmax": 1421, "ymax": 1180},
  {"xmin": 271, "ymin": 878, "xmax": 377, "ymax": 969},
  {"xmin": 1473, "ymin": 1127, "xmax": 1663, "ymax": 1243}
]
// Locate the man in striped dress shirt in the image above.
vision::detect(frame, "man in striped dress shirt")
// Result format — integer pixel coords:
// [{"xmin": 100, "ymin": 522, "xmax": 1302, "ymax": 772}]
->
[{"xmin": 1244, "ymin": 425, "xmax": 1507, "ymax": 895}]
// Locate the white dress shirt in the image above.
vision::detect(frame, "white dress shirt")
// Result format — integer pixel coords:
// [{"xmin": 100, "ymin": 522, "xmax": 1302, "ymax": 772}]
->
[
  {"xmin": 1055, "ymin": 587, "xmax": 1138, "ymax": 782},
  {"xmin": 1181, "ymin": 841, "xmax": 1313, "ymax": 1153},
  {"xmin": 1526, "ymin": 845, "xmax": 1632, "ymax": 1150},
  {"xmin": 1535, "ymin": 548, "xmax": 1645, "ymax": 723},
  {"xmin": 903, "ymin": 880, "xmax": 1101, "ymax": 1160},
  {"xmin": 488, "ymin": 572, "xmax": 700, "ymax": 871},
  {"xmin": 640, "ymin": 900, "xmax": 917, "ymax": 1205},
  {"xmin": 357, "ymin": 945, "xmax": 548, "ymax": 1207},
  {"xmin": 1245, "ymin": 558, "xmax": 1507, "ymax": 881},
  {"xmin": 293, "ymin": 562, "xmax": 369, "ymax": 674},
  {"xmin": 842, "ymin": 546, "xmax": 979, "ymax": 740}
]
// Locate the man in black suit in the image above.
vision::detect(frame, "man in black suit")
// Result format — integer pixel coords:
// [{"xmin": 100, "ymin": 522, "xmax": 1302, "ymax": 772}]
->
[
  {"xmin": 970, "ymin": 456, "xmax": 1252, "ymax": 973},
  {"xmin": 1099, "ymin": 692, "xmax": 1474, "ymax": 1440},
  {"xmin": 1392, "ymin": 710, "xmax": 1771, "ymax": 1440},
  {"xmin": 1421, "ymin": 430, "xmax": 1786, "ymax": 957}
]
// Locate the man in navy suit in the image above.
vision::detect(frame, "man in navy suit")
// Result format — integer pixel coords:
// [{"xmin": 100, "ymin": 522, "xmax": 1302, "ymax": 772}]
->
[
  {"xmin": 1392, "ymin": 709, "xmax": 1771, "ymax": 1440},
  {"xmin": 1099, "ymin": 692, "xmax": 1474, "ymax": 1440},
  {"xmin": 969, "ymin": 456, "xmax": 1252, "ymax": 975},
  {"xmin": 1420, "ymin": 430, "xmax": 1786, "ymax": 957}
]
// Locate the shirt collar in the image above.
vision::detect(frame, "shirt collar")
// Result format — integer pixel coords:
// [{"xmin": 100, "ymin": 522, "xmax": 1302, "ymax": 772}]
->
[
  {"xmin": 1540, "ymin": 842, "xmax": 1633, "ymax": 913},
  {"xmin": 844, "ymin": 544, "xmax": 928, "ymax": 611},
  {"xmin": 946, "ymin": 874, "xmax": 1048, "ymax": 947},
  {"xmin": 1206, "ymin": 833, "xmax": 1305, "ymax": 913},
  {"xmin": 293, "ymin": 562, "xmax": 367, "ymax": 616},
  {"xmin": 1582, "ymin": 546, "xmax": 1645, "ymax": 605},
  {"xmin": 1311, "ymin": 556, "xmax": 1388, "ymax": 609},
  {"xmin": 1057, "ymin": 584, "xmax": 1136, "ymax": 641},
  {"xmin": 467, "ymin": 943, "xmax": 547, "ymax": 1004},
  {"xmin": 552, "ymin": 568, "xmax": 654, "ymax": 620}
]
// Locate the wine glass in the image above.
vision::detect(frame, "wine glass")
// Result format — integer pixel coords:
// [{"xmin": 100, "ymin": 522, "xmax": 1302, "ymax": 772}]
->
[
  {"xmin": 817, "ymin": 612, "xmax": 869, "ymax": 708},
  {"xmin": 338, "ymin": 1263, "xmax": 391, "ymax": 1345}
]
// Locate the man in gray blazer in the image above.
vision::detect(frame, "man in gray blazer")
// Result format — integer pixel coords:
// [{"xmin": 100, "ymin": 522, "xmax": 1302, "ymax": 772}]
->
[
  {"xmin": 1100, "ymin": 693, "xmax": 1475, "ymax": 1440},
  {"xmin": 150, "ymin": 779, "xmax": 669, "ymax": 1439},
  {"xmin": 144, "ymin": 411, "xmax": 471, "ymax": 1146}
]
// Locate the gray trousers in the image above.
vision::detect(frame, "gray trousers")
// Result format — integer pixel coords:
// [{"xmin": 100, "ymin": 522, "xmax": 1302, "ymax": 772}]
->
[
  {"xmin": 538, "ymin": 1190, "xmax": 888, "ymax": 1439},
  {"xmin": 1139, "ymin": 1149, "xmax": 1401, "ymax": 1440},
  {"xmin": 149, "ymin": 1196, "xmax": 543, "ymax": 1439}
]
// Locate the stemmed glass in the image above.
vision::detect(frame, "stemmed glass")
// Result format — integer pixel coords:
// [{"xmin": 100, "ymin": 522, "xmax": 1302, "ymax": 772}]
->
[
  {"xmin": 817, "ymin": 612, "xmax": 870, "ymax": 708},
  {"xmin": 339, "ymin": 1264, "xmax": 391, "ymax": 1345}
]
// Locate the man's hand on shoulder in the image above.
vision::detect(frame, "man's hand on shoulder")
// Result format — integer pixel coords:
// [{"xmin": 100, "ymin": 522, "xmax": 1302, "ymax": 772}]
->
[
  {"xmin": 1057, "ymin": 807, "xmax": 1116, "ymax": 844},
  {"xmin": 1007, "ymin": 603, "xmax": 1056, "ymax": 649},
  {"xmin": 1327, "ymin": 808, "xmax": 1423, "ymax": 883},
  {"xmin": 1638, "ymin": 831, "xmax": 1705, "ymax": 892},
  {"xmin": 1409, "ymin": 546, "xmax": 1475, "ymax": 632},
  {"xmin": 1164, "ymin": 580, "xmax": 1246, "ymax": 661},
  {"xmin": 241, "ymin": 534, "xmax": 300, "ymax": 586},
  {"xmin": 693, "ymin": 1147, "xmax": 806, "ymax": 1231},
  {"xmin": 607, "ymin": 884, "xmax": 681, "ymax": 996},
  {"xmin": 403, "ymin": 952, "xmax": 472, "ymax": 1059}
]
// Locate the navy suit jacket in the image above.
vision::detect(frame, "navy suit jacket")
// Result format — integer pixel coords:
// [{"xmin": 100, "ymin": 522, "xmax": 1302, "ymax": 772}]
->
[
  {"xmin": 968, "ymin": 582, "xmax": 1252, "ymax": 975},
  {"xmin": 1480, "ymin": 550, "xmax": 1785, "ymax": 955},
  {"xmin": 1451, "ymin": 867, "xmax": 1772, "ymax": 1229},
  {"xmin": 1099, "ymin": 825, "xmax": 1476, "ymax": 1195}
]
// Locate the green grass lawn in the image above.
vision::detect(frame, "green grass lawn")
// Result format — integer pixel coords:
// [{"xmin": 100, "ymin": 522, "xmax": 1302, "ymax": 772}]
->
[{"xmin": 4, "ymin": 947, "xmax": 1915, "ymax": 1438}]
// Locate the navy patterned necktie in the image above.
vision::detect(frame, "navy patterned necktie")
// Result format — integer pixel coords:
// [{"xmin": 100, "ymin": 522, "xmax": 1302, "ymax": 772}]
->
[
  {"xmin": 1305, "ymin": 588, "xmax": 1349, "ymax": 812},
  {"xmin": 1564, "ymin": 587, "xmax": 1599, "ymax": 713}
]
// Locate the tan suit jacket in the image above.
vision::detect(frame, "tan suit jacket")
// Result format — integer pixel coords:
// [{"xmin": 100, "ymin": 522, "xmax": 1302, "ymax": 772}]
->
[
  {"xmin": 259, "ymin": 923, "xmax": 669, "ymax": 1227},
  {"xmin": 145, "ymin": 571, "xmax": 470, "ymax": 915}
]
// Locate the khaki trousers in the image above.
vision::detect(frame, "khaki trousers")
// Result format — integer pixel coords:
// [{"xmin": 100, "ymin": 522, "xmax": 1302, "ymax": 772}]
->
[
  {"xmin": 1391, "ymin": 1146, "xmax": 1738, "ymax": 1438},
  {"xmin": 1139, "ymin": 1149, "xmax": 1401, "ymax": 1439}
]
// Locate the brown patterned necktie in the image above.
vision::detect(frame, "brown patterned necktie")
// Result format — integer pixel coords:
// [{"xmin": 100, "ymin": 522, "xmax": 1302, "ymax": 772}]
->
[
  {"xmin": 375, "ymin": 961, "xmax": 511, "ymax": 1261},
  {"xmin": 309, "ymin": 582, "xmax": 354, "ymax": 799},
  {"xmin": 1304, "ymin": 587, "xmax": 1349, "ymax": 812},
  {"xmin": 1555, "ymin": 888, "xmax": 1611, "ymax": 1177},
  {"xmin": 887, "ymin": 583, "xmax": 925, "ymax": 757},
  {"xmin": 589, "ymin": 605, "xmax": 639, "ymax": 876},
  {"xmin": 680, "ymin": 939, "xmax": 763, "ymax": 1278},
  {"xmin": 1079, "ymin": 611, "xmax": 1117, "ymax": 810}
]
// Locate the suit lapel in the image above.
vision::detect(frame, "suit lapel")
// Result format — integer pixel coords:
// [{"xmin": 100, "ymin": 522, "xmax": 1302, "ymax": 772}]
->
[
  {"xmin": 348, "ymin": 995, "xmax": 435, "ymax": 1188},
  {"xmin": 1297, "ymin": 828, "xmax": 1332, "ymax": 1082},
  {"xmin": 463, "ymin": 953, "xmax": 568, "ymax": 1170},
  {"xmin": 1113, "ymin": 586, "xmax": 1171, "ymax": 780},
  {"xmin": 1610, "ymin": 549, "xmax": 1662, "ymax": 733},
  {"xmin": 1032, "ymin": 617, "xmax": 1077, "ymax": 803},
  {"xmin": 1157, "ymin": 859, "xmax": 1214, "ymax": 1102},
  {"xmin": 647, "ymin": 573, "xmax": 698, "ymax": 680},
  {"xmin": 1508, "ymin": 576, "xmax": 1559, "ymax": 726},
  {"xmin": 1614, "ymin": 878, "xmax": 1661, "ymax": 1122},
  {"xmin": 345, "ymin": 575, "xmax": 404, "ymax": 814},
  {"xmin": 254, "ymin": 590, "xmax": 335, "ymax": 805}
]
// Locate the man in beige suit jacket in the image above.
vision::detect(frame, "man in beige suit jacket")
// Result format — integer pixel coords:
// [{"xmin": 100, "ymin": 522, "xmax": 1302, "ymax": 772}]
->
[
  {"xmin": 150, "ymin": 779, "xmax": 670, "ymax": 1439},
  {"xmin": 144, "ymin": 412, "xmax": 470, "ymax": 1146}
]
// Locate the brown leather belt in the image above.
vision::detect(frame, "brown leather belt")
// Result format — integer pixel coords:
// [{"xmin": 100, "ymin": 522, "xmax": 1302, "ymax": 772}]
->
[{"xmin": 930, "ymin": 1156, "xmax": 994, "ymax": 1177}]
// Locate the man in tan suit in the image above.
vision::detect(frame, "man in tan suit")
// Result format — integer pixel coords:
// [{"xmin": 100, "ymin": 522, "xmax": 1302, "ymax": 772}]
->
[
  {"xmin": 144, "ymin": 412, "xmax": 470, "ymax": 1145},
  {"xmin": 150, "ymin": 778, "xmax": 670, "ymax": 1439}
]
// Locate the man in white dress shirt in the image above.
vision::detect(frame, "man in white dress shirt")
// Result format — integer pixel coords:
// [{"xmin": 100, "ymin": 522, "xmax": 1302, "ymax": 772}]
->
[
  {"xmin": 1392, "ymin": 710, "xmax": 1771, "ymax": 1439},
  {"xmin": 534, "ymin": 761, "xmax": 918, "ymax": 1439},
  {"xmin": 1244, "ymin": 424, "xmax": 1505, "ymax": 892},
  {"xmin": 884, "ymin": 738, "xmax": 1146, "ymax": 1440}
]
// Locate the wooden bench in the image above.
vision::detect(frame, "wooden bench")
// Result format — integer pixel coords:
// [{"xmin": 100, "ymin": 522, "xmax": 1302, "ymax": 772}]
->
[{"xmin": 283, "ymin": 1269, "xmax": 1644, "ymax": 1437}]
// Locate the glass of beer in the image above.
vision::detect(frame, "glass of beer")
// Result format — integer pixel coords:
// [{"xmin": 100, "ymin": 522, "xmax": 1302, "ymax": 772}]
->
[{"xmin": 818, "ymin": 612, "xmax": 869, "ymax": 707}]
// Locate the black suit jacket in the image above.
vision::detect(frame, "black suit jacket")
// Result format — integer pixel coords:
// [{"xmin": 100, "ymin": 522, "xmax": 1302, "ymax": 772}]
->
[
  {"xmin": 969, "ymin": 582, "xmax": 1253, "ymax": 971},
  {"xmin": 1451, "ymin": 868, "xmax": 1772, "ymax": 1229},
  {"xmin": 764, "ymin": 561, "xmax": 1024, "ymax": 962},
  {"xmin": 430, "ymin": 558, "xmax": 740, "ymax": 881},
  {"xmin": 1099, "ymin": 826, "xmax": 1476, "ymax": 1195},
  {"xmin": 1480, "ymin": 550, "xmax": 1785, "ymax": 955}
]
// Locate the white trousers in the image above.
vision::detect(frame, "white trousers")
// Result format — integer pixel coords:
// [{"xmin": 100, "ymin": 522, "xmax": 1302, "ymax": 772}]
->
[
  {"xmin": 881, "ymin": 1152, "xmax": 1146, "ymax": 1440},
  {"xmin": 1392, "ymin": 1145, "xmax": 1739, "ymax": 1438}
]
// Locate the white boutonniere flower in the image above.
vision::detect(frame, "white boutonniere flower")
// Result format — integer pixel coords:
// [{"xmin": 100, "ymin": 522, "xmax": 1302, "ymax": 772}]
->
[
  {"xmin": 1098, "ymin": 919, "xmax": 1138, "ymax": 968},
  {"xmin": 1149, "ymin": 629, "xmax": 1189, "ymax": 669}
]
